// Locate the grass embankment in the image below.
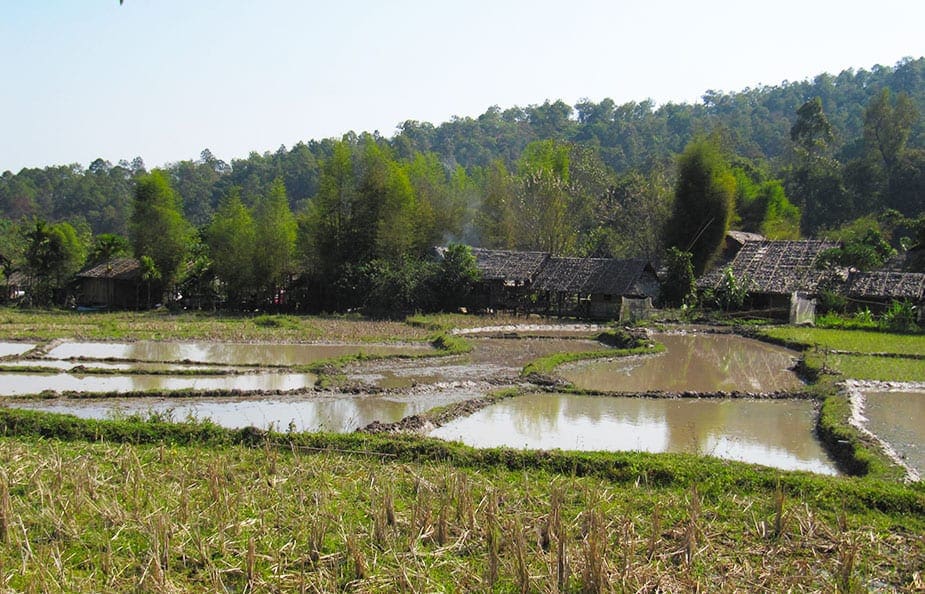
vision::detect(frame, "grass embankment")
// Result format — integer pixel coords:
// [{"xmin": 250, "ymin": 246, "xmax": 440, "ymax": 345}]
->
[
  {"xmin": 522, "ymin": 329, "xmax": 662, "ymax": 378},
  {"xmin": 0, "ymin": 309, "xmax": 431, "ymax": 343},
  {"xmin": 760, "ymin": 326, "xmax": 925, "ymax": 382},
  {"xmin": 757, "ymin": 326, "xmax": 923, "ymax": 480},
  {"xmin": 0, "ymin": 409, "xmax": 923, "ymax": 592}
]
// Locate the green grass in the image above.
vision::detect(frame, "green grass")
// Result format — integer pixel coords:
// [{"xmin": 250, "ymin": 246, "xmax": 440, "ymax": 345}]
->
[
  {"xmin": 0, "ymin": 308, "xmax": 431, "ymax": 343},
  {"xmin": 0, "ymin": 409, "xmax": 922, "ymax": 591},
  {"xmin": 760, "ymin": 326, "xmax": 925, "ymax": 356},
  {"xmin": 825, "ymin": 353, "xmax": 925, "ymax": 382},
  {"xmin": 522, "ymin": 330, "xmax": 663, "ymax": 378}
]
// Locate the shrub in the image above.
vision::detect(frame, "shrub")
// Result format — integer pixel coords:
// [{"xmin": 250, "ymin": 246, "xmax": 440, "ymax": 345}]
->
[{"xmin": 880, "ymin": 300, "xmax": 919, "ymax": 333}]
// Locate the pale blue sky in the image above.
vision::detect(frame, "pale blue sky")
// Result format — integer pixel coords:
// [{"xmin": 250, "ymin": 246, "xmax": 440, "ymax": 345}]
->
[{"xmin": 2, "ymin": 0, "xmax": 923, "ymax": 172}]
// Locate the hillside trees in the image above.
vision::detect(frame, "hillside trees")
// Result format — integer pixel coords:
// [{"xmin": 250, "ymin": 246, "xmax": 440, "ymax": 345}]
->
[{"xmin": 664, "ymin": 138, "xmax": 736, "ymax": 274}]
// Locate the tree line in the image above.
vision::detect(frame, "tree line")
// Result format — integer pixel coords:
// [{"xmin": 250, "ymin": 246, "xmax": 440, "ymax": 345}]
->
[{"xmin": 1, "ymin": 59, "xmax": 924, "ymax": 313}]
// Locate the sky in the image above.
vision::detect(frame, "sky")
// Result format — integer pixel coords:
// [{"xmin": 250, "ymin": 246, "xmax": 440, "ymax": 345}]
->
[{"xmin": 2, "ymin": 0, "xmax": 924, "ymax": 173}]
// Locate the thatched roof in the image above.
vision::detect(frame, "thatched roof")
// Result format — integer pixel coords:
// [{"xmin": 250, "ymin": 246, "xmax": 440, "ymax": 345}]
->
[
  {"xmin": 3, "ymin": 270, "xmax": 29, "ymax": 286},
  {"xmin": 534, "ymin": 257, "xmax": 657, "ymax": 297},
  {"xmin": 77, "ymin": 258, "xmax": 142, "ymax": 281},
  {"xmin": 698, "ymin": 240, "xmax": 840, "ymax": 296},
  {"xmin": 468, "ymin": 248, "xmax": 549, "ymax": 283},
  {"xmin": 727, "ymin": 230, "xmax": 765, "ymax": 246},
  {"xmin": 845, "ymin": 271, "xmax": 925, "ymax": 301}
]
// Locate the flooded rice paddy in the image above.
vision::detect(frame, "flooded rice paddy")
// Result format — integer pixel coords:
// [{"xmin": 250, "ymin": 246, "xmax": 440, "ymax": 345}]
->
[
  {"xmin": 347, "ymin": 336, "xmax": 607, "ymax": 388},
  {"xmin": 430, "ymin": 393, "xmax": 838, "ymax": 474},
  {"xmin": 859, "ymin": 389, "xmax": 925, "ymax": 477},
  {"xmin": 0, "ymin": 371, "xmax": 318, "ymax": 395},
  {"xmin": 8, "ymin": 390, "xmax": 481, "ymax": 433},
  {"xmin": 44, "ymin": 340, "xmax": 432, "ymax": 366},
  {"xmin": 560, "ymin": 333, "xmax": 803, "ymax": 393},
  {"xmin": 0, "ymin": 329, "xmax": 849, "ymax": 474},
  {"xmin": 0, "ymin": 342, "xmax": 35, "ymax": 358}
]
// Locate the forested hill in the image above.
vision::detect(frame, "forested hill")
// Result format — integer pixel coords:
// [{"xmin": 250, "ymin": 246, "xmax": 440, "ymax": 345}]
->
[{"xmin": 2, "ymin": 57, "xmax": 924, "ymax": 238}]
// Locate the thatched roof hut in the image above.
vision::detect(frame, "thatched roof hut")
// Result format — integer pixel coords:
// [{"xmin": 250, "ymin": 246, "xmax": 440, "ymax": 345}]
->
[
  {"xmin": 534, "ymin": 257, "xmax": 659, "ymax": 298},
  {"xmin": 845, "ymin": 271, "xmax": 925, "ymax": 302},
  {"xmin": 698, "ymin": 240, "xmax": 841, "ymax": 296},
  {"xmin": 469, "ymin": 248, "xmax": 549, "ymax": 284}
]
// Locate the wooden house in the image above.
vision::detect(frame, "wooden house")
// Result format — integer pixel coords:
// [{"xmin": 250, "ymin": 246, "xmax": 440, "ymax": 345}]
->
[
  {"xmin": 76, "ymin": 258, "xmax": 143, "ymax": 309},
  {"xmin": 697, "ymin": 240, "xmax": 843, "ymax": 314},
  {"xmin": 533, "ymin": 257, "xmax": 660, "ymax": 319}
]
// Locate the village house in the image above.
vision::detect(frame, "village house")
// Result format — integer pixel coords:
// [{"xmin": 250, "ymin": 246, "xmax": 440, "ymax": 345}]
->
[
  {"xmin": 844, "ymin": 270, "xmax": 925, "ymax": 322},
  {"xmin": 467, "ymin": 248, "xmax": 550, "ymax": 312},
  {"xmin": 697, "ymin": 239, "xmax": 844, "ymax": 319},
  {"xmin": 448, "ymin": 247, "xmax": 661, "ymax": 320},
  {"xmin": 75, "ymin": 257, "xmax": 143, "ymax": 309},
  {"xmin": 532, "ymin": 257, "xmax": 660, "ymax": 319}
]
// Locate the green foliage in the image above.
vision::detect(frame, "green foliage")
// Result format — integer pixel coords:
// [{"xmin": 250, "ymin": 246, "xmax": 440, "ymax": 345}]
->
[
  {"xmin": 734, "ymin": 167, "xmax": 801, "ymax": 239},
  {"xmin": 359, "ymin": 257, "xmax": 441, "ymax": 317},
  {"xmin": 129, "ymin": 171, "xmax": 193, "ymax": 297},
  {"xmin": 252, "ymin": 178, "xmax": 296, "ymax": 304},
  {"xmin": 660, "ymin": 247, "xmax": 696, "ymax": 307},
  {"xmin": 880, "ymin": 300, "xmax": 919, "ymax": 333},
  {"xmin": 22, "ymin": 219, "xmax": 87, "ymax": 305},
  {"xmin": 791, "ymin": 97, "xmax": 835, "ymax": 157},
  {"xmin": 819, "ymin": 218, "xmax": 896, "ymax": 270},
  {"xmin": 710, "ymin": 266, "xmax": 750, "ymax": 311},
  {"xmin": 817, "ymin": 289, "xmax": 847, "ymax": 314},
  {"xmin": 665, "ymin": 138, "xmax": 736, "ymax": 274},
  {"xmin": 435, "ymin": 244, "xmax": 480, "ymax": 311},
  {"xmin": 86, "ymin": 233, "xmax": 131, "ymax": 267},
  {"xmin": 205, "ymin": 189, "xmax": 257, "ymax": 306}
]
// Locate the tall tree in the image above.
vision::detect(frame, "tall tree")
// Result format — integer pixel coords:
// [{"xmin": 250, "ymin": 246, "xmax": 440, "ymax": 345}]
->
[
  {"xmin": 863, "ymin": 89, "xmax": 918, "ymax": 172},
  {"xmin": 253, "ymin": 178, "xmax": 296, "ymax": 304},
  {"xmin": 664, "ymin": 138, "xmax": 736, "ymax": 274},
  {"xmin": 790, "ymin": 97, "xmax": 835, "ymax": 158},
  {"xmin": 129, "ymin": 171, "xmax": 192, "ymax": 301},
  {"xmin": 205, "ymin": 189, "xmax": 256, "ymax": 306},
  {"xmin": 23, "ymin": 219, "xmax": 86, "ymax": 305}
]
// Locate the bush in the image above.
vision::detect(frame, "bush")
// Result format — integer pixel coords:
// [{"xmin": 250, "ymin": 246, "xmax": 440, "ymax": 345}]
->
[
  {"xmin": 880, "ymin": 300, "xmax": 919, "ymax": 333},
  {"xmin": 817, "ymin": 289, "xmax": 847, "ymax": 314}
]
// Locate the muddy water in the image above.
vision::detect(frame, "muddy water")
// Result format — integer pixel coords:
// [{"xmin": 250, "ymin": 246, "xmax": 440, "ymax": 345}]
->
[
  {"xmin": 0, "ymin": 343, "xmax": 34, "ymax": 357},
  {"xmin": 0, "ymin": 372, "xmax": 317, "ymax": 395},
  {"xmin": 1, "ymin": 359, "xmax": 227, "ymax": 372},
  {"xmin": 431, "ymin": 393, "xmax": 837, "ymax": 474},
  {"xmin": 861, "ymin": 390, "xmax": 925, "ymax": 476},
  {"xmin": 561, "ymin": 333, "xmax": 802, "ymax": 393},
  {"xmin": 348, "ymin": 337, "xmax": 606, "ymax": 388},
  {"xmin": 45, "ymin": 341, "xmax": 432, "ymax": 366},
  {"xmin": 7, "ymin": 390, "xmax": 478, "ymax": 433}
]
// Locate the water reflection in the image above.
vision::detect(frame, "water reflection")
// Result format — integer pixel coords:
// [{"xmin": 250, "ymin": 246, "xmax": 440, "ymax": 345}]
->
[
  {"xmin": 431, "ymin": 393, "xmax": 838, "ymax": 474},
  {"xmin": 561, "ymin": 334, "xmax": 802, "ymax": 393},
  {"xmin": 0, "ymin": 372, "xmax": 317, "ymax": 395},
  {"xmin": 6, "ymin": 391, "xmax": 475, "ymax": 433},
  {"xmin": 861, "ymin": 390, "xmax": 925, "ymax": 477},
  {"xmin": 1, "ymin": 360, "xmax": 225, "ymax": 372},
  {"xmin": 0, "ymin": 343, "xmax": 34, "ymax": 358},
  {"xmin": 45, "ymin": 341, "xmax": 432, "ymax": 365}
]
